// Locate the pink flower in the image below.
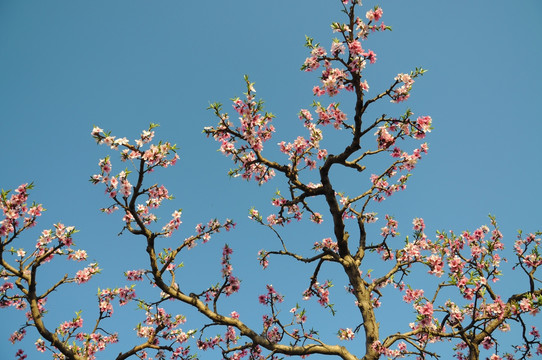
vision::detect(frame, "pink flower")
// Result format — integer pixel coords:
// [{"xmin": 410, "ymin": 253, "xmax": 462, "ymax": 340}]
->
[
  {"xmin": 310, "ymin": 213, "xmax": 323, "ymax": 224},
  {"xmin": 0, "ymin": 282, "xmax": 14, "ymax": 293},
  {"xmin": 125, "ymin": 269, "xmax": 145, "ymax": 281},
  {"xmin": 9, "ymin": 329, "xmax": 26, "ymax": 344},
  {"xmin": 375, "ymin": 127, "xmax": 395, "ymax": 149},
  {"xmin": 119, "ymin": 179, "xmax": 132, "ymax": 197},
  {"xmin": 317, "ymin": 149, "xmax": 328, "ymax": 160},
  {"xmin": 447, "ymin": 256, "xmax": 463, "ymax": 273},
  {"xmin": 91, "ymin": 126, "xmax": 103, "ymax": 136},
  {"xmin": 363, "ymin": 50, "xmax": 377, "ymax": 64},
  {"xmin": 331, "ymin": 41, "xmax": 345, "ymax": 56},
  {"xmin": 314, "ymin": 237, "xmax": 339, "ymax": 252},
  {"xmin": 15, "ymin": 349, "xmax": 26, "ymax": 360},
  {"xmin": 338, "ymin": 328, "xmax": 355, "ymax": 340},
  {"xmin": 75, "ymin": 263, "xmax": 100, "ymax": 284},
  {"xmin": 481, "ymin": 336, "xmax": 494, "ymax": 350},
  {"xmin": 35, "ymin": 338, "xmax": 46, "ymax": 352},
  {"xmin": 427, "ymin": 254, "xmax": 444, "ymax": 277},
  {"xmin": 67, "ymin": 249, "xmax": 87, "ymax": 262},
  {"xmin": 402, "ymin": 288, "xmax": 424, "ymax": 303},
  {"xmin": 418, "ymin": 301, "xmax": 433, "ymax": 317},
  {"xmin": 366, "ymin": 7, "xmax": 383, "ymax": 22},
  {"xmin": 348, "ymin": 40, "xmax": 363, "ymax": 56},
  {"xmin": 412, "ymin": 217, "xmax": 425, "ymax": 232},
  {"xmin": 303, "ymin": 56, "xmax": 320, "ymax": 72},
  {"xmin": 27, "ymin": 204, "xmax": 43, "ymax": 217},
  {"xmin": 416, "ymin": 116, "xmax": 432, "ymax": 133},
  {"xmin": 311, "ymin": 46, "xmax": 326, "ymax": 57},
  {"xmin": 225, "ymin": 326, "xmax": 237, "ymax": 343},
  {"xmin": 519, "ymin": 298, "xmax": 533, "ymax": 313},
  {"xmin": 267, "ymin": 326, "xmax": 281, "ymax": 343}
]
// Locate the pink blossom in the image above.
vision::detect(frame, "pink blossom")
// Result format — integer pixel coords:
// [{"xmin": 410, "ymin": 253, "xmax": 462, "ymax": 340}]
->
[
  {"xmin": 303, "ymin": 56, "xmax": 320, "ymax": 72},
  {"xmin": 366, "ymin": 7, "xmax": 383, "ymax": 22},
  {"xmin": 0, "ymin": 282, "xmax": 14, "ymax": 293},
  {"xmin": 519, "ymin": 298, "xmax": 533, "ymax": 313},
  {"xmin": 426, "ymin": 254, "xmax": 444, "ymax": 277},
  {"xmin": 225, "ymin": 326, "xmax": 237, "ymax": 343},
  {"xmin": 348, "ymin": 40, "xmax": 363, "ymax": 56},
  {"xmin": 35, "ymin": 338, "xmax": 46, "ymax": 352},
  {"xmin": 9, "ymin": 329, "xmax": 26, "ymax": 344},
  {"xmin": 331, "ymin": 41, "xmax": 345, "ymax": 56},
  {"xmin": 314, "ymin": 237, "xmax": 339, "ymax": 252},
  {"xmin": 310, "ymin": 213, "xmax": 323, "ymax": 224},
  {"xmin": 419, "ymin": 302, "xmax": 433, "ymax": 316},
  {"xmin": 363, "ymin": 49, "xmax": 377, "ymax": 64},
  {"xmin": 416, "ymin": 116, "xmax": 432, "ymax": 133},
  {"xmin": 75, "ymin": 263, "xmax": 100, "ymax": 284},
  {"xmin": 27, "ymin": 204, "xmax": 43, "ymax": 217},
  {"xmin": 258, "ymin": 250, "xmax": 269, "ymax": 269},
  {"xmin": 125, "ymin": 269, "xmax": 145, "ymax": 281},
  {"xmin": 267, "ymin": 326, "xmax": 281, "ymax": 343},
  {"xmin": 375, "ymin": 127, "xmax": 395, "ymax": 149},
  {"xmin": 317, "ymin": 149, "xmax": 328, "ymax": 160},
  {"xmin": 312, "ymin": 85, "xmax": 326, "ymax": 96},
  {"xmin": 412, "ymin": 217, "xmax": 425, "ymax": 232},
  {"xmin": 402, "ymin": 288, "xmax": 424, "ymax": 303},
  {"xmin": 68, "ymin": 249, "xmax": 87, "ymax": 262},
  {"xmin": 481, "ymin": 336, "xmax": 494, "ymax": 350},
  {"xmin": 360, "ymin": 79, "xmax": 369, "ymax": 92},
  {"xmin": 15, "ymin": 349, "xmax": 26, "ymax": 360},
  {"xmin": 338, "ymin": 328, "xmax": 355, "ymax": 340}
]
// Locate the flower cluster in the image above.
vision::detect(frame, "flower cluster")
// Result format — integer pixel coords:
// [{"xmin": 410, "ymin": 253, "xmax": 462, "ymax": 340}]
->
[
  {"xmin": 338, "ymin": 328, "xmax": 355, "ymax": 340},
  {"xmin": 135, "ymin": 306, "xmax": 194, "ymax": 355},
  {"xmin": 75, "ymin": 263, "xmax": 101, "ymax": 284},
  {"xmin": 257, "ymin": 249, "xmax": 269, "ymax": 269},
  {"xmin": 15, "ymin": 349, "xmax": 27, "ymax": 360},
  {"xmin": 514, "ymin": 232, "xmax": 542, "ymax": 270},
  {"xmin": 56, "ymin": 314, "xmax": 84, "ymax": 337},
  {"xmin": 289, "ymin": 305, "xmax": 307, "ymax": 324},
  {"xmin": 313, "ymin": 237, "xmax": 339, "ymax": 253},
  {"xmin": 91, "ymin": 125, "xmax": 179, "ymax": 234},
  {"xmin": 391, "ymin": 73, "xmax": 415, "ymax": 103},
  {"xmin": 371, "ymin": 340, "xmax": 408, "ymax": 358},
  {"xmin": 183, "ymin": 218, "xmax": 235, "ymax": 249},
  {"xmin": 33, "ymin": 223, "xmax": 79, "ymax": 263},
  {"xmin": 98, "ymin": 286, "xmax": 137, "ymax": 317},
  {"xmin": 221, "ymin": 244, "xmax": 241, "ymax": 296},
  {"xmin": 304, "ymin": 5, "xmax": 388, "ymax": 97},
  {"xmin": 258, "ymin": 284, "xmax": 284, "ymax": 306},
  {"xmin": 377, "ymin": 215, "xmax": 541, "ymax": 356},
  {"xmin": 1, "ymin": 183, "xmax": 43, "ymax": 238},
  {"xmin": 125, "ymin": 269, "xmax": 146, "ymax": 281},
  {"xmin": 9, "ymin": 329, "xmax": 26, "ymax": 344},
  {"xmin": 303, "ymin": 280, "xmax": 333, "ymax": 310},
  {"xmin": 204, "ymin": 77, "xmax": 276, "ymax": 184}
]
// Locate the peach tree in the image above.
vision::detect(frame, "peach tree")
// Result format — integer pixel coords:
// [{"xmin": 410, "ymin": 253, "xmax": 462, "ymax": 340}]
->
[{"xmin": 1, "ymin": 1, "xmax": 540, "ymax": 359}]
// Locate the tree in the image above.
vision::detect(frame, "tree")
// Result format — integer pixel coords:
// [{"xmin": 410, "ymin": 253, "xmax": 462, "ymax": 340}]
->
[{"xmin": 1, "ymin": 1, "xmax": 541, "ymax": 359}]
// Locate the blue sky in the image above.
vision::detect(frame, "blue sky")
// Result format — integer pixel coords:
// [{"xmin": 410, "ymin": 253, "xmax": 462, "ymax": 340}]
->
[{"xmin": 1, "ymin": 0, "xmax": 542, "ymax": 359}]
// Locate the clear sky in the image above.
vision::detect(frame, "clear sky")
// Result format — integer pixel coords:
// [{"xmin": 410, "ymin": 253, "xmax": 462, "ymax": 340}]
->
[{"xmin": 1, "ymin": 0, "xmax": 541, "ymax": 359}]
